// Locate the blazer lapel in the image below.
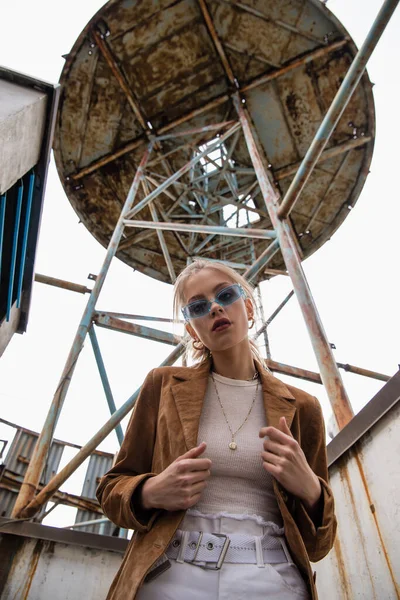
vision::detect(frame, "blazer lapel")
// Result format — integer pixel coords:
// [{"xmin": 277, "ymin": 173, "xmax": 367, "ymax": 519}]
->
[
  {"xmin": 171, "ymin": 360, "xmax": 210, "ymax": 451},
  {"xmin": 257, "ymin": 361, "xmax": 297, "ymax": 431}
]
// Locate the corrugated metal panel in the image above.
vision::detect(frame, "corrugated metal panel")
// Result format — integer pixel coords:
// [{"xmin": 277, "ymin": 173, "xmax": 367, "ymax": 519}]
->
[
  {"xmin": 75, "ymin": 453, "xmax": 114, "ymax": 535},
  {"xmin": 0, "ymin": 428, "xmax": 64, "ymax": 518}
]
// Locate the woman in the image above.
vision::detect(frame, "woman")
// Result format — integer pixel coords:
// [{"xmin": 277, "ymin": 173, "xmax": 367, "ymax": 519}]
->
[{"xmin": 96, "ymin": 259, "xmax": 336, "ymax": 600}]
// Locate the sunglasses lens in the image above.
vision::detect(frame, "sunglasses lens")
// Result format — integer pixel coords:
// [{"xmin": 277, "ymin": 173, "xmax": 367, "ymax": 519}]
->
[
  {"xmin": 185, "ymin": 300, "xmax": 209, "ymax": 320},
  {"xmin": 217, "ymin": 284, "xmax": 242, "ymax": 306}
]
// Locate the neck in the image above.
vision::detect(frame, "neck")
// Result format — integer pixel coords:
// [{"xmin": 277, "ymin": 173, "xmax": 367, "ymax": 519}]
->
[{"xmin": 211, "ymin": 339, "xmax": 256, "ymax": 380}]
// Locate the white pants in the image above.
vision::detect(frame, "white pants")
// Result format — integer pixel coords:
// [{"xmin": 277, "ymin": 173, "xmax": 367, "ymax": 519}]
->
[{"xmin": 136, "ymin": 513, "xmax": 310, "ymax": 599}]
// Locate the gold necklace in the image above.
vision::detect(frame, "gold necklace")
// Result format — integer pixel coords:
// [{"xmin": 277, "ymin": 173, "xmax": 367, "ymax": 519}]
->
[{"xmin": 211, "ymin": 373, "xmax": 259, "ymax": 450}]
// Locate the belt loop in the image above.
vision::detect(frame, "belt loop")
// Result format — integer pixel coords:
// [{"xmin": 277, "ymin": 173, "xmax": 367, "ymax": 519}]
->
[
  {"xmin": 176, "ymin": 531, "xmax": 189, "ymax": 563},
  {"xmin": 279, "ymin": 536, "xmax": 293, "ymax": 564},
  {"xmin": 254, "ymin": 536, "xmax": 265, "ymax": 568}
]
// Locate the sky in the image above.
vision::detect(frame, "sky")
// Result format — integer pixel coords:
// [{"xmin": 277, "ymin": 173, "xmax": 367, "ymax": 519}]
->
[{"xmin": 0, "ymin": 0, "xmax": 399, "ymax": 527}]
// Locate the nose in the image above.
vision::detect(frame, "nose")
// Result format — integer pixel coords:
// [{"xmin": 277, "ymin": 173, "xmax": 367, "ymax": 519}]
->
[{"xmin": 210, "ymin": 300, "xmax": 224, "ymax": 316}]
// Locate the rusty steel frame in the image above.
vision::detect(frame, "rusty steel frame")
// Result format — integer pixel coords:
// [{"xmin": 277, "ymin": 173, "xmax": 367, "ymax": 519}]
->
[{"xmin": 11, "ymin": 3, "xmax": 398, "ymax": 520}]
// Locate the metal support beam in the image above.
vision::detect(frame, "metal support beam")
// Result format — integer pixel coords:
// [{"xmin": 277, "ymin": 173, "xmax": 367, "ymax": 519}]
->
[
  {"xmin": 92, "ymin": 28, "xmax": 148, "ymax": 131},
  {"xmin": 70, "ymin": 39, "xmax": 347, "ymax": 182},
  {"xmin": 124, "ymin": 122, "xmax": 240, "ymax": 219},
  {"xmin": 123, "ymin": 219, "xmax": 276, "ymax": 240},
  {"xmin": 198, "ymin": 0, "xmax": 237, "ymax": 86},
  {"xmin": 277, "ymin": 0, "xmax": 399, "ymax": 218},
  {"xmin": 0, "ymin": 193, "xmax": 6, "ymax": 284},
  {"xmin": 244, "ymin": 239, "xmax": 280, "ymax": 282},
  {"xmin": 88, "ymin": 326, "xmax": 124, "ymax": 446},
  {"xmin": 18, "ymin": 344, "xmax": 185, "ymax": 518},
  {"xmin": 255, "ymin": 290, "xmax": 295, "ymax": 340},
  {"xmin": 234, "ymin": 95, "xmax": 354, "ymax": 430},
  {"xmin": 11, "ymin": 146, "xmax": 152, "ymax": 518},
  {"xmin": 94, "ymin": 313, "xmax": 181, "ymax": 346}
]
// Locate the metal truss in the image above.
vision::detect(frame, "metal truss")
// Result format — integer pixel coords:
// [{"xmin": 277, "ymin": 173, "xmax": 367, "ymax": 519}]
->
[{"xmin": 10, "ymin": 0, "xmax": 398, "ymax": 522}]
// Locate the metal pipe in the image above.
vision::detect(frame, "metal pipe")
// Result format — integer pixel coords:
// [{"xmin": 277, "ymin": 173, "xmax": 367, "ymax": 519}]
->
[
  {"xmin": 243, "ymin": 239, "xmax": 280, "ymax": 282},
  {"xmin": 34, "ymin": 273, "xmax": 91, "ymax": 294},
  {"xmin": 94, "ymin": 311, "xmax": 180, "ymax": 324},
  {"xmin": 234, "ymin": 95, "xmax": 354, "ymax": 429},
  {"xmin": 63, "ymin": 517, "xmax": 110, "ymax": 529},
  {"xmin": 0, "ymin": 193, "xmax": 6, "ymax": 284},
  {"xmin": 277, "ymin": 0, "xmax": 399, "ymax": 219},
  {"xmin": 11, "ymin": 146, "xmax": 152, "ymax": 518},
  {"xmin": 255, "ymin": 290, "xmax": 295, "ymax": 340},
  {"xmin": 16, "ymin": 172, "xmax": 35, "ymax": 308},
  {"xmin": 18, "ymin": 344, "xmax": 185, "ymax": 518},
  {"xmin": 124, "ymin": 123, "xmax": 240, "ymax": 219},
  {"xmin": 144, "ymin": 183, "xmax": 176, "ymax": 283},
  {"xmin": 88, "ymin": 326, "xmax": 124, "ymax": 446},
  {"xmin": 7, "ymin": 181, "xmax": 23, "ymax": 321},
  {"xmin": 123, "ymin": 219, "xmax": 277, "ymax": 240},
  {"xmin": 336, "ymin": 363, "xmax": 391, "ymax": 383},
  {"xmin": 94, "ymin": 313, "xmax": 182, "ymax": 346},
  {"xmin": 266, "ymin": 359, "xmax": 322, "ymax": 384}
]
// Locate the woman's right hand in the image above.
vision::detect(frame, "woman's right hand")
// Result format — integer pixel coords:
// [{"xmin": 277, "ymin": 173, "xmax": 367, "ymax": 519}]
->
[{"xmin": 140, "ymin": 442, "xmax": 211, "ymax": 512}]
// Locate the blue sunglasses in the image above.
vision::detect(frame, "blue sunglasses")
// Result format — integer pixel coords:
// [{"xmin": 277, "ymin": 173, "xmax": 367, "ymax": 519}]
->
[{"xmin": 182, "ymin": 284, "xmax": 245, "ymax": 321}]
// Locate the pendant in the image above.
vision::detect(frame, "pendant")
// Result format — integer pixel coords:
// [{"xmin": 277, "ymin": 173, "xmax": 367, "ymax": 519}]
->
[{"xmin": 229, "ymin": 441, "xmax": 237, "ymax": 450}]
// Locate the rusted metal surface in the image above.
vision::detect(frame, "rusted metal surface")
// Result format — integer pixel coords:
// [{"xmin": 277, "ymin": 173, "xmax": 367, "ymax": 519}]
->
[
  {"xmin": 0, "ymin": 469, "xmax": 102, "ymax": 515},
  {"xmin": 34, "ymin": 273, "xmax": 91, "ymax": 294},
  {"xmin": 234, "ymin": 95, "xmax": 354, "ymax": 429},
  {"xmin": 18, "ymin": 344, "xmax": 185, "ymax": 518},
  {"xmin": 336, "ymin": 362, "xmax": 390, "ymax": 382},
  {"xmin": 54, "ymin": 0, "xmax": 375, "ymax": 284},
  {"xmin": 277, "ymin": 0, "xmax": 399, "ymax": 219},
  {"xmin": 12, "ymin": 147, "xmax": 152, "ymax": 519},
  {"xmin": 315, "ymin": 385, "xmax": 400, "ymax": 598},
  {"xmin": 0, "ymin": 533, "xmax": 123, "ymax": 599}
]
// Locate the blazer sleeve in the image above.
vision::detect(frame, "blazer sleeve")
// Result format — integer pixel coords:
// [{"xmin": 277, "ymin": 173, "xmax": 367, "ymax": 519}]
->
[
  {"xmin": 292, "ymin": 396, "xmax": 337, "ymax": 562},
  {"xmin": 96, "ymin": 369, "xmax": 162, "ymax": 532}
]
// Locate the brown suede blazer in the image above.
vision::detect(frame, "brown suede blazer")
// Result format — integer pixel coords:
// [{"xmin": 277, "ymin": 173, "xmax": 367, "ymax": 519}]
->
[{"xmin": 96, "ymin": 359, "xmax": 336, "ymax": 600}]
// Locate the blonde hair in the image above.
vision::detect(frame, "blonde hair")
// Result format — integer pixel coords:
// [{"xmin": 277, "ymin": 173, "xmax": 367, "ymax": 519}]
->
[{"xmin": 173, "ymin": 259, "xmax": 268, "ymax": 370}]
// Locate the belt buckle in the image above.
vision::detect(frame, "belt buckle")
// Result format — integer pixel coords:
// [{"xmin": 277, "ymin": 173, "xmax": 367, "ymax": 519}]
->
[{"xmin": 192, "ymin": 532, "xmax": 231, "ymax": 570}]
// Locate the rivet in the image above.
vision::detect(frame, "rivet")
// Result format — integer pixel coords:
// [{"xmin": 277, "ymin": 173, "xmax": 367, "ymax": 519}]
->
[
  {"xmin": 172, "ymin": 539, "xmax": 180, "ymax": 548},
  {"xmin": 207, "ymin": 542, "xmax": 214, "ymax": 550}
]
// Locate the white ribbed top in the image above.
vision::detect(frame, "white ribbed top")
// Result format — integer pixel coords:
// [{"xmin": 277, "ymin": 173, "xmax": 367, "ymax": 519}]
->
[{"xmin": 191, "ymin": 372, "xmax": 283, "ymax": 526}]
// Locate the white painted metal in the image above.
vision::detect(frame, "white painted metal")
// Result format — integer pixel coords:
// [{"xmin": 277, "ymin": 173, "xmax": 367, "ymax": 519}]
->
[
  {"xmin": 1, "ymin": 538, "xmax": 122, "ymax": 600},
  {"xmin": 314, "ymin": 399, "xmax": 400, "ymax": 599}
]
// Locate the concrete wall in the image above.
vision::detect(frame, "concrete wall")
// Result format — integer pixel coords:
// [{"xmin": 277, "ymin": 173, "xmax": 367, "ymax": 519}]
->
[{"xmin": 0, "ymin": 79, "xmax": 47, "ymax": 194}]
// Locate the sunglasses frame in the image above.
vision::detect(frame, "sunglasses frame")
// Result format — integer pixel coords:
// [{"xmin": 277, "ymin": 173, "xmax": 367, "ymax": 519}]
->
[{"xmin": 181, "ymin": 283, "xmax": 246, "ymax": 322}]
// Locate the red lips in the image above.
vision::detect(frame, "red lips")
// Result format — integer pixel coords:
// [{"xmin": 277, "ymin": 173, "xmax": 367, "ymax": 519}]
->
[{"xmin": 212, "ymin": 318, "xmax": 231, "ymax": 331}]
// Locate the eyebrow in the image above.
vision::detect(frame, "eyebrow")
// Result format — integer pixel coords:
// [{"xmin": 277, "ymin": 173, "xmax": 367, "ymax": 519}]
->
[{"xmin": 187, "ymin": 281, "xmax": 232, "ymax": 304}]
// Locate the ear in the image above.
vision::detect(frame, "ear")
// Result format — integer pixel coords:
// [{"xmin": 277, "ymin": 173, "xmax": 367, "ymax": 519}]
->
[{"xmin": 244, "ymin": 298, "xmax": 254, "ymax": 320}]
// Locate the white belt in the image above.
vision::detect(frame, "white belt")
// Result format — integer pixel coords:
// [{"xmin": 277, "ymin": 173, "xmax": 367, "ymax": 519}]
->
[{"xmin": 166, "ymin": 529, "xmax": 289, "ymax": 570}]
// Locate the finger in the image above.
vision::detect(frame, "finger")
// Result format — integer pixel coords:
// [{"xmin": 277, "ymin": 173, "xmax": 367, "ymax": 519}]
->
[
  {"xmin": 261, "ymin": 450, "xmax": 281, "ymax": 466},
  {"xmin": 177, "ymin": 442, "xmax": 207, "ymax": 461},
  {"xmin": 186, "ymin": 469, "xmax": 211, "ymax": 484},
  {"xmin": 263, "ymin": 439, "xmax": 285, "ymax": 456},
  {"xmin": 279, "ymin": 416, "xmax": 293, "ymax": 437},
  {"xmin": 261, "ymin": 426, "xmax": 292, "ymax": 445},
  {"xmin": 181, "ymin": 458, "xmax": 212, "ymax": 472}
]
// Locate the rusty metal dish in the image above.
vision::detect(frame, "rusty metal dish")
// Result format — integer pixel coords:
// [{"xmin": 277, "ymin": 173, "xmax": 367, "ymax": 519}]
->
[{"xmin": 53, "ymin": 0, "xmax": 375, "ymax": 284}]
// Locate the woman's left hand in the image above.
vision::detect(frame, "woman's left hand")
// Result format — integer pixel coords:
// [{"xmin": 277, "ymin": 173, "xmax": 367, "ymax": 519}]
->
[{"xmin": 259, "ymin": 417, "xmax": 322, "ymax": 510}]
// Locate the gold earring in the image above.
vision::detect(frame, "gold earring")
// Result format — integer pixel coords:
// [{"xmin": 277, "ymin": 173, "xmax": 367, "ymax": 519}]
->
[
  {"xmin": 193, "ymin": 340, "xmax": 205, "ymax": 350},
  {"xmin": 248, "ymin": 318, "xmax": 255, "ymax": 330}
]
